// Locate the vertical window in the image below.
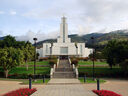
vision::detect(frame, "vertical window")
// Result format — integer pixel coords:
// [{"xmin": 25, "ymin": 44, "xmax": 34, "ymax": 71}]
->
[
  {"xmin": 63, "ymin": 24, "xmax": 65, "ymax": 43},
  {"xmin": 46, "ymin": 45, "xmax": 48, "ymax": 54},
  {"xmin": 80, "ymin": 45, "xmax": 82, "ymax": 55}
]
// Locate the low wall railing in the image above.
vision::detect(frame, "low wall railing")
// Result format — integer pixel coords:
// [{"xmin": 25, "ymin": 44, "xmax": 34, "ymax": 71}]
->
[
  {"xmin": 72, "ymin": 64, "xmax": 79, "ymax": 78},
  {"xmin": 50, "ymin": 64, "xmax": 56, "ymax": 78}
]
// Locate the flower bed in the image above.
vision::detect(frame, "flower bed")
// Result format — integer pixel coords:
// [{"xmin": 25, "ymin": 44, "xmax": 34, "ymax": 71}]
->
[
  {"xmin": 92, "ymin": 90, "xmax": 122, "ymax": 96},
  {"xmin": 3, "ymin": 88, "xmax": 37, "ymax": 96}
]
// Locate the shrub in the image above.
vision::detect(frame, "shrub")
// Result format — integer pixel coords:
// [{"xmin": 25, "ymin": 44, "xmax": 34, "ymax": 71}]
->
[
  {"xmin": 39, "ymin": 57, "xmax": 49, "ymax": 61},
  {"xmin": 49, "ymin": 60, "xmax": 56, "ymax": 67},
  {"xmin": 92, "ymin": 90, "xmax": 122, "ymax": 96},
  {"xmin": 71, "ymin": 59, "xmax": 78, "ymax": 67},
  {"xmin": 3, "ymin": 88, "xmax": 37, "ymax": 96},
  {"xmin": 49, "ymin": 56, "xmax": 57, "ymax": 59}
]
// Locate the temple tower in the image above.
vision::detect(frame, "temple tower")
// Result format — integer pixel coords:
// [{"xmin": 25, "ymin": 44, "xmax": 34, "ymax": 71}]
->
[{"xmin": 57, "ymin": 16, "xmax": 71, "ymax": 43}]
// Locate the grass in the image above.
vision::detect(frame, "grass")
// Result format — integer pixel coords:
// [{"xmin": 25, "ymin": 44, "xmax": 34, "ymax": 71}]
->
[
  {"xmin": 78, "ymin": 66, "xmax": 125, "ymax": 77},
  {"xmin": 78, "ymin": 77, "xmax": 106, "ymax": 83},
  {"xmin": 22, "ymin": 61, "xmax": 49, "ymax": 66},
  {"xmin": 9, "ymin": 67, "xmax": 50, "ymax": 75},
  {"xmin": 78, "ymin": 61, "xmax": 108, "ymax": 65},
  {"xmin": 0, "ymin": 78, "xmax": 50, "ymax": 84},
  {"xmin": 21, "ymin": 79, "xmax": 50, "ymax": 84}
]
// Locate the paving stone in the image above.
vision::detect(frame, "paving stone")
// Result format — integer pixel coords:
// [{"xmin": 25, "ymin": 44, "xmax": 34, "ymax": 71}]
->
[{"xmin": 31, "ymin": 79, "xmax": 97, "ymax": 96}]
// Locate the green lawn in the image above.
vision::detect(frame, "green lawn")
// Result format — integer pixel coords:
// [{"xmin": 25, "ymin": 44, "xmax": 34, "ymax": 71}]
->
[
  {"xmin": 78, "ymin": 66, "xmax": 124, "ymax": 77},
  {"xmin": 22, "ymin": 61, "xmax": 49, "ymax": 66},
  {"xmin": 78, "ymin": 77, "xmax": 106, "ymax": 83},
  {"xmin": 78, "ymin": 61, "xmax": 108, "ymax": 65},
  {"xmin": 9, "ymin": 67, "xmax": 50, "ymax": 75},
  {"xmin": 0, "ymin": 78, "xmax": 50, "ymax": 84},
  {"xmin": 22, "ymin": 79, "xmax": 50, "ymax": 84}
]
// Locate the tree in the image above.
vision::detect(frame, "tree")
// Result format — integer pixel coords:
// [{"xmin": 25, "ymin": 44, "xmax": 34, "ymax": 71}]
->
[
  {"xmin": 103, "ymin": 40, "xmax": 128, "ymax": 72},
  {"xmin": 2, "ymin": 35, "xmax": 16, "ymax": 48},
  {"xmin": 0, "ymin": 47, "xmax": 24, "ymax": 78},
  {"xmin": 22, "ymin": 41, "xmax": 34, "ymax": 70},
  {"xmin": 0, "ymin": 35, "xmax": 26, "ymax": 49},
  {"xmin": 103, "ymin": 40, "xmax": 118, "ymax": 69}
]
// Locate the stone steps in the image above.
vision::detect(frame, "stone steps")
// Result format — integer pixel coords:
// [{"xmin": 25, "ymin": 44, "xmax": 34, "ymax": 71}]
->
[
  {"xmin": 55, "ymin": 68, "xmax": 73, "ymax": 72},
  {"xmin": 53, "ymin": 59, "xmax": 76, "ymax": 78},
  {"xmin": 53, "ymin": 72, "xmax": 76, "ymax": 78}
]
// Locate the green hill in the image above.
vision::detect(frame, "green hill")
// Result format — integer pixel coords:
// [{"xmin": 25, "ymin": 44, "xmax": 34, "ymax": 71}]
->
[{"xmin": 36, "ymin": 29, "xmax": 128, "ymax": 47}]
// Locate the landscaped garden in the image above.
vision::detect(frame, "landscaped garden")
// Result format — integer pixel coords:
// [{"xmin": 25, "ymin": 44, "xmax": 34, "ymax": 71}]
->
[
  {"xmin": 2, "ymin": 88, "xmax": 37, "ymax": 96},
  {"xmin": 78, "ymin": 77, "xmax": 106, "ymax": 83},
  {"xmin": 78, "ymin": 61, "xmax": 108, "ymax": 66},
  {"xmin": 92, "ymin": 90, "xmax": 122, "ymax": 96},
  {"xmin": 21, "ymin": 61, "xmax": 50, "ymax": 66},
  {"xmin": 78, "ymin": 66, "xmax": 126, "ymax": 77}
]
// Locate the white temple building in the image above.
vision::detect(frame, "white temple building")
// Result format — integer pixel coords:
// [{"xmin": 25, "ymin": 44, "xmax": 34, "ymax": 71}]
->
[{"xmin": 37, "ymin": 17, "xmax": 92, "ymax": 58}]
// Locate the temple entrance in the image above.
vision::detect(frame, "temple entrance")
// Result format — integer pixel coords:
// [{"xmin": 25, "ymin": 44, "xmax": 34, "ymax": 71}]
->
[{"xmin": 59, "ymin": 55, "xmax": 68, "ymax": 60}]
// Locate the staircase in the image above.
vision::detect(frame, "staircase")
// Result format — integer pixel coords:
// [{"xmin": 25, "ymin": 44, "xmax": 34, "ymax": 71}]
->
[{"xmin": 53, "ymin": 59, "xmax": 76, "ymax": 78}]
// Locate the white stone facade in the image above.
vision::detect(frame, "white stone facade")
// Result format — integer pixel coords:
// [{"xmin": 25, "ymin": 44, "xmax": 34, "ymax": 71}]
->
[{"xmin": 37, "ymin": 17, "xmax": 92, "ymax": 58}]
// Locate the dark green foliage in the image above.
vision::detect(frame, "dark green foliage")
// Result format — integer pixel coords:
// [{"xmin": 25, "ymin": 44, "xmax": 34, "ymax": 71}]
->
[
  {"xmin": 0, "ymin": 35, "xmax": 34, "ymax": 77},
  {"xmin": 103, "ymin": 40, "xmax": 128, "ymax": 73},
  {"xmin": 0, "ymin": 47, "xmax": 24, "ymax": 77},
  {"xmin": 0, "ymin": 35, "xmax": 26, "ymax": 48},
  {"xmin": 49, "ymin": 60, "xmax": 56, "ymax": 67},
  {"xmin": 78, "ymin": 67, "xmax": 127, "ymax": 78},
  {"xmin": 39, "ymin": 57, "xmax": 49, "ymax": 61}
]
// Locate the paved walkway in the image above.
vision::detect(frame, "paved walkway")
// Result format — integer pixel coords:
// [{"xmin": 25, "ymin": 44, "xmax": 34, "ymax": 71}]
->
[
  {"xmin": 0, "ymin": 80, "xmax": 43, "ymax": 96},
  {"xmin": 31, "ymin": 79, "xmax": 97, "ymax": 96},
  {"xmin": 83, "ymin": 78, "xmax": 128, "ymax": 96}
]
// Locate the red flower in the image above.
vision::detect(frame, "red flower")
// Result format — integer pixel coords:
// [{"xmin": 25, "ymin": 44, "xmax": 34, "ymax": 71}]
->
[
  {"xmin": 92, "ymin": 90, "xmax": 122, "ymax": 96},
  {"xmin": 3, "ymin": 88, "xmax": 37, "ymax": 96}
]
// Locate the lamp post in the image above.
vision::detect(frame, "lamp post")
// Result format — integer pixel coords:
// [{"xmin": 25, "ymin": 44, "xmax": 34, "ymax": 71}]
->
[
  {"xmin": 33, "ymin": 38, "xmax": 37, "ymax": 81},
  {"xmin": 91, "ymin": 37, "xmax": 95, "ymax": 81}
]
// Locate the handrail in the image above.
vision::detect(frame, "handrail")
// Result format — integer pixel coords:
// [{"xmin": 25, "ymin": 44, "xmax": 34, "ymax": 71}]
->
[
  {"xmin": 57, "ymin": 58, "xmax": 59, "ymax": 68},
  {"xmin": 50, "ymin": 68, "xmax": 54, "ymax": 78},
  {"xmin": 68, "ymin": 58, "xmax": 72, "ymax": 67},
  {"xmin": 75, "ymin": 68, "xmax": 79, "ymax": 78},
  {"xmin": 72, "ymin": 64, "xmax": 79, "ymax": 78},
  {"xmin": 50, "ymin": 64, "xmax": 56, "ymax": 78}
]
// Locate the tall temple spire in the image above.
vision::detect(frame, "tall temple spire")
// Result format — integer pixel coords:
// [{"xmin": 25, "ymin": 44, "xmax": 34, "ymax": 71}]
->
[
  {"xmin": 62, "ymin": 16, "xmax": 66, "ymax": 42},
  {"xmin": 57, "ymin": 16, "xmax": 71, "ymax": 43}
]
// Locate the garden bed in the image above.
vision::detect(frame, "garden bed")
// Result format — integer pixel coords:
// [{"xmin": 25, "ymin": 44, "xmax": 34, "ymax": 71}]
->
[
  {"xmin": 92, "ymin": 90, "xmax": 122, "ymax": 96},
  {"xmin": 2, "ymin": 88, "xmax": 37, "ymax": 96}
]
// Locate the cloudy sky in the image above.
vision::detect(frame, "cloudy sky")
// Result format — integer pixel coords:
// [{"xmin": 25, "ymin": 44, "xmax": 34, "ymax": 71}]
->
[{"xmin": 0, "ymin": 0, "xmax": 128, "ymax": 42}]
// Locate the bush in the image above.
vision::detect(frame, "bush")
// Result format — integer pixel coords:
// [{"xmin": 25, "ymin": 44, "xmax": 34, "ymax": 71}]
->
[
  {"xmin": 8, "ymin": 73, "xmax": 29, "ymax": 79},
  {"xmin": 71, "ymin": 59, "xmax": 78, "ymax": 67},
  {"xmin": 79, "ymin": 57, "xmax": 89, "ymax": 61},
  {"xmin": 92, "ymin": 90, "xmax": 122, "ymax": 96},
  {"xmin": 49, "ymin": 56, "xmax": 57, "ymax": 60},
  {"xmin": 49, "ymin": 60, "xmax": 56, "ymax": 67},
  {"xmin": 39, "ymin": 57, "xmax": 49, "ymax": 61},
  {"xmin": 3, "ymin": 88, "xmax": 37, "ymax": 96}
]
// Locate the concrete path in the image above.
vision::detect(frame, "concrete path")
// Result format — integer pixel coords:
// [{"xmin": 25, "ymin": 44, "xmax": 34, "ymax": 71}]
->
[
  {"xmin": 83, "ymin": 78, "xmax": 128, "ymax": 96},
  {"xmin": 31, "ymin": 79, "xmax": 97, "ymax": 96},
  {"xmin": 0, "ymin": 80, "xmax": 43, "ymax": 96}
]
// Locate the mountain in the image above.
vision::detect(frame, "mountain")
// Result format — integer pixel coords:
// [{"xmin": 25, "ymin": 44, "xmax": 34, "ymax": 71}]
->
[
  {"xmin": 0, "ymin": 29, "xmax": 128, "ymax": 47},
  {"xmin": 36, "ymin": 29, "xmax": 128, "ymax": 47},
  {"xmin": 0, "ymin": 37, "xmax": 4, "ymax": 40}
]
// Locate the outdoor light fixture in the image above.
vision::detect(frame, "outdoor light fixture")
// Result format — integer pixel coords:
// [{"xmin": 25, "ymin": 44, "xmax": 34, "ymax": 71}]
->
[
  {"xmin": 33, "ymin": 37, "xmax": 37, "ymax": 81},
  {"xmin": 91, "ymin": 37, "xmax": 95, "ymax": 81}
]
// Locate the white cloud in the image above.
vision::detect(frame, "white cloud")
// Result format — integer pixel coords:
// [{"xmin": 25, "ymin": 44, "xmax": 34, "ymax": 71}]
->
[
  {"xmin": 0, "ymin": 11, "xmax": 5, "ymax": 14},
  {"xmin": 1, "ymin": 0, "xmax": 128, "ymax": 39},
  {"xmin": 10, "ymin": 10, "xmax": 16, "ymax": 15},
  {"xmin": 16, "ymin": 30, "xmax": 59, "ymax": 43}
]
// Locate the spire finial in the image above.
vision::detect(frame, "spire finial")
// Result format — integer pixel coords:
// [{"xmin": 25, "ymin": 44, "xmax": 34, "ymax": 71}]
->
[{"xmin": 62, "ymin": 13, "xmax": 66, "ymax": 18}]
